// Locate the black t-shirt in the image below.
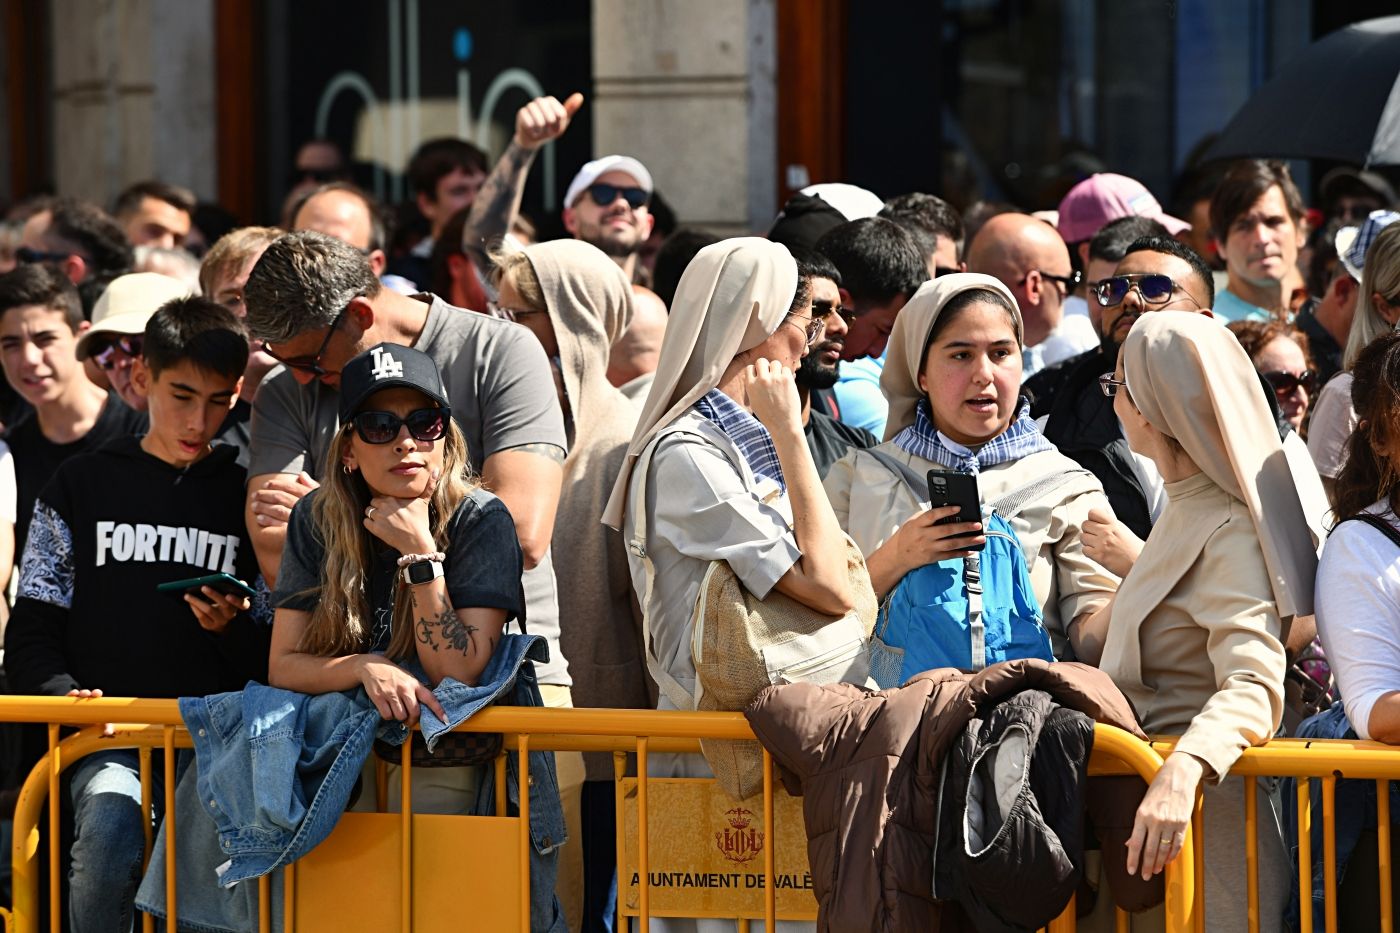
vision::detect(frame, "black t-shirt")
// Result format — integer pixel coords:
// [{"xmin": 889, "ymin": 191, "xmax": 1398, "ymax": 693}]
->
[
  {"xmin": 805, "ymin": 409, "xmax": 877, "ymax": 479},
  {"xmin": 272, "ymin": 487, "xmax": 526, "ymax": 653},
  {"xmin": 7, "ymin": 392, "xmax": 147, "ymax": 557}
]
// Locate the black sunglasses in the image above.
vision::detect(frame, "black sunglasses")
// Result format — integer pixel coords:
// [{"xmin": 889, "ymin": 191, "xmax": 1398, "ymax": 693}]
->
[
  {"xmin": 264, "ymin": 308, "xmax": 347, "ymax": 378},
  {"xmin": 94, "ymin": 335, "xmax": 143, "ymax": 371},
  {"xmin": 1019, "ymin": 269, "xmax": 1082, "ymax": 290},
  {"xmin": 586, "ymin": 183, "xmax": 649, "ymax": 210},
  {"xmin": 1092, "ymin": 273, "xmax": 1199, "ymax": 309},
  {"xmin": 352, "ymin": 407, "xmax": 451, "ymax": 445},
  {"xmin": 15, "ymin": 246, "xmax": 73, "ymax": 265},
  {"xmin": 1262, "ymin": 370, "xmax": 1319, "ymax": 395}
]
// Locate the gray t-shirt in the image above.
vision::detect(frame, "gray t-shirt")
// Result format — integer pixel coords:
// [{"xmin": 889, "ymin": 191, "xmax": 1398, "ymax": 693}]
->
[{"xmin": 249, "ymin": 295, "xmax": 571, "ymax": 684}]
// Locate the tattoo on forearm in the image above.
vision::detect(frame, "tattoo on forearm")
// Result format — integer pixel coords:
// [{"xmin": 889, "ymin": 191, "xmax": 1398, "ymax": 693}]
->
[
  {"xmin": 412, "ymin": 589, "xmax": 480, "ymax": 657},
  {"xmin": 506, "ymin": 442, "xmax": 566, "ymax": 463},
  {"xmin": 462, "ymin": 142, "xmax": 535, "ymax": 257}
]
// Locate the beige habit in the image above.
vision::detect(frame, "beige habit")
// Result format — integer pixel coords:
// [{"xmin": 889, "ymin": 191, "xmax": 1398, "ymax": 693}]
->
[{"xmin": 1097, "ymin": 313, "xmax": 1324, "ymax": 932}]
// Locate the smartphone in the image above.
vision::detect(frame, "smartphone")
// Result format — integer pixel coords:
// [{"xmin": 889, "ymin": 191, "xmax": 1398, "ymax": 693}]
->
[
  {"xmin": 156, "ymin": 573, "xmax": 256, "ymax": 600},
  {"xmin": 926, "ymin": 470, "xmax": 984, "ymax": 551}
]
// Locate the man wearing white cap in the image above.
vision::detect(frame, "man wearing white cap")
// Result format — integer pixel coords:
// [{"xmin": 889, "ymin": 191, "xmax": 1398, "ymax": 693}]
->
[
  {"xmin": 76, "ymin": 272, "xmax": 192, "ymax": 411},
  {"xmin": 562, "ymin": 154, "xmax": 655, "ymax": 282}
]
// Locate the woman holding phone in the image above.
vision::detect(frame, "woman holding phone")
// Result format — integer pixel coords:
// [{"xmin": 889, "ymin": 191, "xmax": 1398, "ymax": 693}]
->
[
  {"xmin": 268, "ymin": 342, "xmax": 526, "ymax": 811},
  {"xmin": 823, "ymin": 273, "xmax": 1119, "ymax": 663}
]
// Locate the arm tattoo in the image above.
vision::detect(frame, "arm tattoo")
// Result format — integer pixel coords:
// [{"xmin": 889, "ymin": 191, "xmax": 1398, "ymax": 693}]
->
[
  {"xmin": 504, "ymin": 442, "xmax": 566, "ymax": 463},
  {"xmin": 413, "ymin": 589, "xmax": 481, "ymax": 657},
  {"xmin": 461, "ymin": 141, "xmax": 535, "ymax": 263}
]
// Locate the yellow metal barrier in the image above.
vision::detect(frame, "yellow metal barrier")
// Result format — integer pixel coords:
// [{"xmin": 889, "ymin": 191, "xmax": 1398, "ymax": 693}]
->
[{"xmin": 0, "ymin": 697, "xmax": 1192, "ymax": 932}]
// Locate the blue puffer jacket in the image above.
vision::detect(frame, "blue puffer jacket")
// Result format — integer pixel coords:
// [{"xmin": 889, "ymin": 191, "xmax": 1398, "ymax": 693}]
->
[{"xmin": 138, "ymin": 633, "xmax": 567, "ymax": 932}]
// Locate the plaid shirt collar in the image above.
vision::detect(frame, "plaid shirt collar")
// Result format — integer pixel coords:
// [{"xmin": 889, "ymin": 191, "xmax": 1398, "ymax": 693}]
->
[
  {"xmin": 892, "ymin": 398, "xmax": 1053, "ymax": 474},
  {"xmin": 692, "ymin": 389, "xmax": 786, "ymax": 490}
]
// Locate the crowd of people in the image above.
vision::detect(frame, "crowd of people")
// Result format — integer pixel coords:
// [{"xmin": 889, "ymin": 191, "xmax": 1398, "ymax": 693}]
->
[{"xmin": 1, "ymin": 88, "xmax": 1399, "ymax": 932}]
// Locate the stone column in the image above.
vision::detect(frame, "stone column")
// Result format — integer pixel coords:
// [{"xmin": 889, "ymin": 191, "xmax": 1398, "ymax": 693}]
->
[
  {"xmin": 591, "ymin": 0, "xmax": 777, "ymax": 235},
  {"xmin": 50, "ymin": 0, "xmax": 216, "ymax": 205}
]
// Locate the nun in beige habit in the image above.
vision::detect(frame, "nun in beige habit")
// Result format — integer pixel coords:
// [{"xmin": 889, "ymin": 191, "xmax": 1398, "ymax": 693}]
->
[
  {"xmin": 1090, "ymin": 312, "xmax": 1325, "ymax": 931},
  {"xmin": 823, "ymin": 273, "xmax": 1119, "ymax": 660}
]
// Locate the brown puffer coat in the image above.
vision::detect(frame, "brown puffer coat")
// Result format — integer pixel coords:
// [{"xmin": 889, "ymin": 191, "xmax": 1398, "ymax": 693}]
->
[{"xmin": 744, "ymin": 659, "xmax": 1147, "ymax": 933}]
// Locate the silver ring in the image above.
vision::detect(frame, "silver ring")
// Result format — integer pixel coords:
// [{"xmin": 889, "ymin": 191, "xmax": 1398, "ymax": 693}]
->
[{"xmin": 365, "ymin": 506, "xmax": 377, "ymax": 519}]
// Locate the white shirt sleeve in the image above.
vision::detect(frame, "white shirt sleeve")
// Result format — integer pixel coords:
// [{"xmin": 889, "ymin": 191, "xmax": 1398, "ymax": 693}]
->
[
  {"xmin": 1308, "ymin": 374, "xmax": 1357, "ymax": 479},
  {"xmin": 1315, "ymin": 511, "xmax": 1400, "ymax": 740},
  {"xmin": 0, "ymin": 441, "xmax": 16, "ymax": 525}
]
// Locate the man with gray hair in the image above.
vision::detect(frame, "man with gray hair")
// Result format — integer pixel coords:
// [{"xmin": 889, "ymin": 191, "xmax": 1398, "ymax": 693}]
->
[{"xmin": 243, "ymin": 230, "xmax": 574, "ymax": 705}]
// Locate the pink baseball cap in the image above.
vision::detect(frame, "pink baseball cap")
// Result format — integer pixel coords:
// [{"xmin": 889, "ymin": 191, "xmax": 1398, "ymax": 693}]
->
[{"xmin": 1056, "ymin": 173, "xmax": 1190, "ymax": 244}]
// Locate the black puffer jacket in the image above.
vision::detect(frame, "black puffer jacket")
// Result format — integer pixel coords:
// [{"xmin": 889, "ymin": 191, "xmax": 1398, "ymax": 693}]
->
[{"xmin": 934, "ymin": 689, "xmax": 1093, "ymax": 932}]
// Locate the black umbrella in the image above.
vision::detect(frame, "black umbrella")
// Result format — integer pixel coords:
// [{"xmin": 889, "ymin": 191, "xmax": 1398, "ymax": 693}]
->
[{"xmin": 1205, "ymin": 14, "xmax": 1400, "ymax": 166}]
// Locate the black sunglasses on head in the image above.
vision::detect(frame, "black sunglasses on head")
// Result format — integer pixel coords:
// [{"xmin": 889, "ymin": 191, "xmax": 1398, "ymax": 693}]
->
[
  {"xmin": 1262, "ymin": 370, "xmax": 1319, "ymax": 395},
  {"xmin": 586, "ymin": 183, "xmax": 649, "ymax": 209},
  {"xmin": 352, "ymin": 407, "xmax": 451, "ymax": 445}
]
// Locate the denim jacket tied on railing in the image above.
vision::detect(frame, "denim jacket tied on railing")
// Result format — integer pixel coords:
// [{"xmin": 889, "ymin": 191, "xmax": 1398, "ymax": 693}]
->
[{"xmin": 134, "ymin": 632, "xmax": 567, "ymax": 933}]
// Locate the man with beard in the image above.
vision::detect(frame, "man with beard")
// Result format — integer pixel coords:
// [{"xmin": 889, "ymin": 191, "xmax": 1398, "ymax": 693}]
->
[
  {"xmin": 1029, "ymin": 235, "xmax": 1216, "ymax": 540},
  {"xmin": 790, "ymin": 248, "xmax": 877, "ymax": 476},
  {"xmin": 561, "ymin": 154, "xmax": 654, "ymax": 282}
]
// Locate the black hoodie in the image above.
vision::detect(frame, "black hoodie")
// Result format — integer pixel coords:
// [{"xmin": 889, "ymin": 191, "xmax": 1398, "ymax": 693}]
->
[{"xmin": 5, "ymin": 436, "xmax": 270, "ymax": 698}]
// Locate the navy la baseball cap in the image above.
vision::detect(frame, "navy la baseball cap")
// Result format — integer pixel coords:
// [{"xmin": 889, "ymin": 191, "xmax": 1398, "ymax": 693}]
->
[{"xmin": 337, "ymin": 343, "xmax": 450, "ymax": 420}]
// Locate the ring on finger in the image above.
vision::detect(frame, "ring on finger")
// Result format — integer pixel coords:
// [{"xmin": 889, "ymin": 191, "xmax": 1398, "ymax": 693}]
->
[
  {"xmin": 1157, "ymin": 837, "xmax": 1172, "ymax": 848},
  {"xmin": 365, "ymin": 506, "xmax": 377, "ymax": 519}
]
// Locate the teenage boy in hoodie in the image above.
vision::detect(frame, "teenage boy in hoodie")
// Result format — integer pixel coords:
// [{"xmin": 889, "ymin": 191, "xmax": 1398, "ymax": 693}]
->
[{"xmin": 6, "ymin": 297, "xmax": 269, "ymax": 933}]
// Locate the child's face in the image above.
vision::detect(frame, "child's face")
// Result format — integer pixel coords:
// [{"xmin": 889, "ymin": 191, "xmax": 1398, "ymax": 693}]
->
[
  {"xmin": 0, "ymin": 305, "xmax": 84, "ymax": 407},
  {"xmin": 133, "ymin": 359, "xmax": 241, "ymax": 467}
]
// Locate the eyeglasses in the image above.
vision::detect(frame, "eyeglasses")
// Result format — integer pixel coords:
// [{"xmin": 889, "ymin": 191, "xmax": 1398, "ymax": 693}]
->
[
  {"xmin": 264, "ymin": 308, "xmax": 347, "ymax": 377},
  {"xmin": 811, "ymin": 299, "xmax": 848, "ymax": 323},
  {"xmin": 784, "ymin": 313, "xmax": 826, "ymax": 345},
  {"xmin": 1092, "ymin": 273, "xmax": 1203, "ymax": 309},
  {"xmin": 1262, "ymin": 369, "xmax": 1319, "ymax": 395},
  {"xmin": 1098, "ymin": 373, "xmax": 1129, "ymax": 398},
  {"xmin": 93, "ymin": 335, "xmax": 143, "ymax": 371},
  {"xmin": 1018, "ymin": 269, "xmax": 1082, "ymax": 290},
  {"xmin": 586, "ymin": 183, "xmax": 649, "ymax": 210},
  {"xmin": 15, "ymin": 246, "xmax": 73, "ymax": 265},
  {"xmin": 351, "ymin": 407, "xmax": 451, "ymax": 445}
]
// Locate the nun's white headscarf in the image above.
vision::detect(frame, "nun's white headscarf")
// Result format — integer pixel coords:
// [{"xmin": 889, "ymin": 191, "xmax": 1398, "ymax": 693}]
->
[
  {"xmin": 879, "ymin": 273, "xmax": 1022, "ymax": 442},
  {"xmin": 1119, "ymin": 312, "xmax": 1324, "ymax": 618},
  {"xmin": 601, "ymin": 237, "xmax": 798, "ymax": 528}
]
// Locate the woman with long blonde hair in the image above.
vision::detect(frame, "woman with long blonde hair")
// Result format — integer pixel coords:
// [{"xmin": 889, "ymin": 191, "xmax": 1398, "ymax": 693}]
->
[{"xmin": 268, "ymin": 342, "xmax": 526, "ymax": 807}]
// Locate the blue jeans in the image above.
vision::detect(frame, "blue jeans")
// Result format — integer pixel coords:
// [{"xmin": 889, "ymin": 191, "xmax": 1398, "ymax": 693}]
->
[{"xmin": 68, "ymin": 749, "xmax": 174, "ymax": 933}]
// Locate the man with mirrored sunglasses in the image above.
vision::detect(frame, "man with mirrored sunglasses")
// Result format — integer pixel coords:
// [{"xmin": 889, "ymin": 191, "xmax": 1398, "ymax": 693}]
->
[{"xmin": 1026, "ymin": 235, "xmax": 1217, "ymax": 542}]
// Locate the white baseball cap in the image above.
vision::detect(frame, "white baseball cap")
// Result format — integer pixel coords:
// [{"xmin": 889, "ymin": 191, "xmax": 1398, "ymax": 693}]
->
[
  {"xmin": 564, "ymin": 155, "xmax": 654, "ymax": 209},
  {"xmin": 799, "ymin": 183, "xmax": 884, "ymax": 221},
  {"xmin": 76, "ymin": 273, "xmax": 193, "ymax": 360}
]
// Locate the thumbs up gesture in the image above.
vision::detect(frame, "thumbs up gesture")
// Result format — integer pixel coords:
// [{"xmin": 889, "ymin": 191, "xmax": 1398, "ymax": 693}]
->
[{"xmin": 515, "ymin": 93, "xmax": 585, "ymax": 149}]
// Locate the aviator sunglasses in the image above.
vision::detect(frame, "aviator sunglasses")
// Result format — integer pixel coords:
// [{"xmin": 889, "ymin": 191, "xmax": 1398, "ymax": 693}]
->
[
  {"xmin": 93, "ymin": 335, "xmax": 143, "ymax": 371},
  {"xmin": 586, "ymin": 183, "xmax": 649, "ymax": 209},
  {"xmin": 352, "ymin": 407, "xmax": 451, "ymax": 445},
  {"xmin": 1092, "ymin": 273, "xmax": 1198, "ymax": 308}
]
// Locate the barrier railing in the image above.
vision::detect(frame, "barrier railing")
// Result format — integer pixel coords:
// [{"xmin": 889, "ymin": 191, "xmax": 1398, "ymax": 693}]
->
[{"xmin": 0, "ymin": 697, "xmax": 1193, "ymax": 932}]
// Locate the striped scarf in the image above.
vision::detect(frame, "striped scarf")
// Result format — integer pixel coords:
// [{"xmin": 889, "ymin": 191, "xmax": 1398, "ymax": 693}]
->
[
  {"xmin": 692, "ymin": 389, "xmax": 786, "ymax": 490},
  {"xmin": 892, "ymin": 397, "xmax": 1053, "ymax": 474}
]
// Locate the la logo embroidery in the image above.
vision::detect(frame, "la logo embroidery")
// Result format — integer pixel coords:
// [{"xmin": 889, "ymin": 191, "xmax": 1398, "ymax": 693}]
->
[{"xmin": 370, "ymin": 347, "xmax": 403, "ymax": 380}]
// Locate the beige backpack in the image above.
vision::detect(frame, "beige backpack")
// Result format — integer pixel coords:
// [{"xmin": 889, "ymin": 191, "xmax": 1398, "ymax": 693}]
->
[{"xmin": 628, "ymin": 423, "xmax": 878, "ymax": 799}]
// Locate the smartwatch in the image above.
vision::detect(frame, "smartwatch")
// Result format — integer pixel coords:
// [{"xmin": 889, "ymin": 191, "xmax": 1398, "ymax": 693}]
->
[{"xmin": 404, "ymin": 558, "xmax": 444, "ymax": 586}]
